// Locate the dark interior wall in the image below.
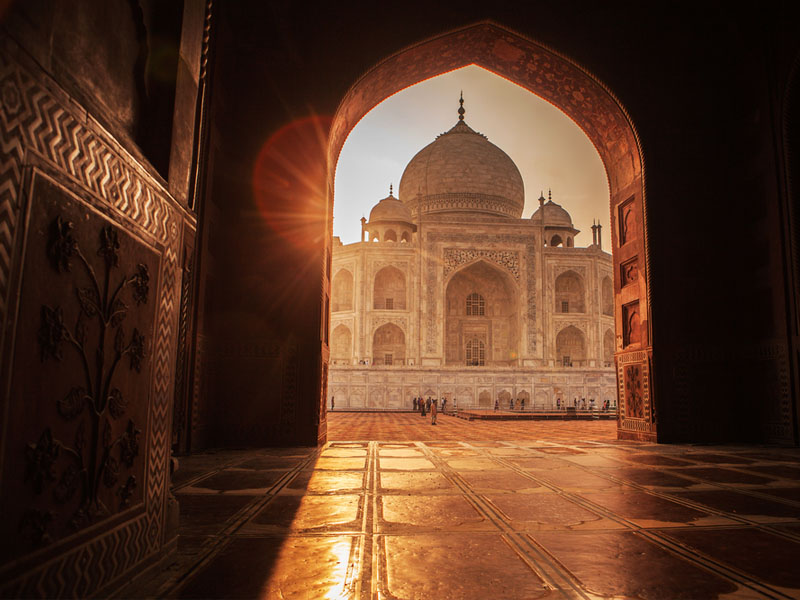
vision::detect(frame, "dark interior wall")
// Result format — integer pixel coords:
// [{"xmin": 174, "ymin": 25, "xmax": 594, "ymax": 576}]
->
[
  {"xmin": 203, "ymin": 0, "xmax": 800, "ymax": 446},
  {"xmin": 0, "ymin": 0, "xmax": 204, "ymax": 596},
  {"xmin": 3, "ymin": 0, "xmax": 185, "ymax": 181}
]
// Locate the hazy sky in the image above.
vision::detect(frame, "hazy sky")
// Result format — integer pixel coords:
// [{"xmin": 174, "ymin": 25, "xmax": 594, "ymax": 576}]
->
[{"xmin": 333, "ymin": 65, "xmax": 610, "ymax": 249}]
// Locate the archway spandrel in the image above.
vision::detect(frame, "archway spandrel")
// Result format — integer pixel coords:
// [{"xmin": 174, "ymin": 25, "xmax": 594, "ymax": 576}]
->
[{"xmin": 330, "ymin": 23, "xmax": 641, "ymax": 195}]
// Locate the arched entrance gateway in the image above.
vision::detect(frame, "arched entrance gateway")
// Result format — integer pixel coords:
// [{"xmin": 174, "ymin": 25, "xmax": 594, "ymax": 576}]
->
[{"xmin": 325, "ymin": 22, "xmax": 653, "ymax": 441}]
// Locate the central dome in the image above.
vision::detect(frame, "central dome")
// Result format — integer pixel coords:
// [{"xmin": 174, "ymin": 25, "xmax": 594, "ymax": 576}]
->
[{"xmin": 398, "ymin": 117, "xmax": 525, "ymax": 219}]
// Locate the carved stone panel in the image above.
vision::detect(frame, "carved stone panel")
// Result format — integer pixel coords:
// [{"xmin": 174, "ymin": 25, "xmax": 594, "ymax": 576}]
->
[
  {"xmin": 0, "ymin": 47, "xmax": 183, "ymax": 598},
  {"xmin": 2, "ymin": 174, "xmax": 160, "ymax": 569},
  {"xmin": 622, "ymin": 300, "xmax": 641, "ymax": 347},
  {"xmin": 443, "ymin": 248, "xmax": 520, "ymax": 281},
  {"xmin": 618, "ymin": 196, "xmax": 638, "ymax": 246},
  {"xmin": 616, "ymin": 351, "xmax": 654, "ymax": 440},
  {"xmin": 620, "ymin": 257, "xmax": 638, "ymax": 287}
]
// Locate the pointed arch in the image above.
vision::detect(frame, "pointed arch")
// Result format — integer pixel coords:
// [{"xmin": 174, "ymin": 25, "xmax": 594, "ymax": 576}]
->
[
  {"xmin": 555, "ymin": 270, "xmax": 585, "ymax": 313},
  {"xmin": 328, "ymin": 21, "xmax": 652, "ymax": 440},
  {"xmin": 332, "ymin": 269, "xmax": 354, "ymax": 312},
  {"xmin": 373, "ymin": 265, "xmax": 406, "ymax": 310}
]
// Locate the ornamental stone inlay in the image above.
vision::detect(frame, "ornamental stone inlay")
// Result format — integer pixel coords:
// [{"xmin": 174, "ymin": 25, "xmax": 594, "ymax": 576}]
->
[{"xmin": 444, "ymin": 248, "xmax": 520, "ymax": 281}]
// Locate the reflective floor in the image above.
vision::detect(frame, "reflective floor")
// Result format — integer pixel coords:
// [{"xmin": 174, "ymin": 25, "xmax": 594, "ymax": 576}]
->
[{"xmin": 126, "ymin": 414, "xmax": 800, "ymax": 599}]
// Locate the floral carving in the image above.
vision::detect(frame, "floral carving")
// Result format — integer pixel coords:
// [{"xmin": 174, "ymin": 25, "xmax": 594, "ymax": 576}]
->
[
  {"xmin": 117, "ymin": 476, "xmax": 137, "ymax": 508},
  {"xmin": 18, "ymin": 510, "xmax": 54, "ymax": 546},
  {"xmin": 46, "ymin": 216, "xmax": 77, "ymax": 273},
  {"xmin": 24, "ymin": 429, "xmax": 60, "ymax": 494},
  {"xmin": 25, "ymin": 216, "xmax": 149, "ymax": 535},
  {"xmin": 38, "ymin": 306, "xmax": 66, "ymax": 361}
]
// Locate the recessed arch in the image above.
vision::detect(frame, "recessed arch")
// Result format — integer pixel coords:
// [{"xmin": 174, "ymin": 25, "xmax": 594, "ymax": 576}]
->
[
  {"xmin": 327, "ymin": 21, "xmax": 652, "ymax": 441},
  {"xmin": 445, "ymin": 260, "xmax": 519, "ymax": 366},
  {"xmin": 373, "ymin": 265, "xmax": 406, "ymax": 310},
  {"xmin": 384, "ymin": 229, "xmax": 397, "ymax": 242},
  {"xmin": 556, "ymin": 325, "xmax": 586, "ymax": 367},
  {"xmin": 550, "ymin": 234, "xmax": 564, "ymax": 247},
  {"xmin": 602, "ymin": 276, "xmax": 613, "ymax": 316},
  {"xmin": 555, "ymin": 270, "xmax": 585, "ymax": 313},
  {"xmin": 372, "ymin": 322, "xmax": 405, "ymax": 365},
  {"xmin": 331, "ymin": 324, "xmax": 353, "ymax": 363},
  {"xmin": 603, "ymin": 328, "xmax": 615, "ymax": 365},
  {"xmin": 332, "ymin": 269, "xmax": 354, "ymax": 312}
]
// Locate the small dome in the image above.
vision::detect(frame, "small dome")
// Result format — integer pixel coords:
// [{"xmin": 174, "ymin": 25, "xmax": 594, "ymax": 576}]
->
[
  {"xmin": 398, "ymin": 98, "xmax": 524, "ymax": 218},
  {"xmin": 368, "ymin": 191, "xmax": 413, "ymax": 225},
  {"xmin": 531, "ymin": 198, "xmax": 573, "ymax": 227}
]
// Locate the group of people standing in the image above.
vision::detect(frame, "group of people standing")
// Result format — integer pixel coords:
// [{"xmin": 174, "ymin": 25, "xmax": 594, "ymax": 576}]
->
[
  {"xmin": 493, "ymin": 397, "xmax": 527, "ymax": 411},
  {"xmin": 554, "ymin": 397, "xmax": 613, "ymax": 411},
  {"xmin": 413, "ymin": 396, "xmax": 448, "ymax": 425}
]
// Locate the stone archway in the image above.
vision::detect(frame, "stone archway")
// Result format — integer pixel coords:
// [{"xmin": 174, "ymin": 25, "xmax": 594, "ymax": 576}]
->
[{"xmin": 327, "ymin": 21, "xmax": 653, "ymax": 440}]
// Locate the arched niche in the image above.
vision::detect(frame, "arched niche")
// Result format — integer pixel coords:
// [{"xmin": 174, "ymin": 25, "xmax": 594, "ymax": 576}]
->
[
  {"xmin": 384, "ymin": 229, "xmax": 397, "ymax": 242},
  {"xmin": 556, "ymin": 325, "xmax": 586, "ymax": 366},
  {"xmin": 372, "ymin": 323, "xmax": 405, "ymax": 365},
  {"xmin": 604, "ymin": 328, "xmax": 615, "ymax": 365},
  {"xmin": 332, "ymin": 269, "xmax": 354, "ymax": 312},
  {"xmin": 400, "ymin": 231, "xmax": 411, "ymax": 243},
  {"xmin": 550, "ymin": 234, "xmax": 563, "ymax": 247},
  {"xmin": 602, "ymin": 276, "xmax": 613, "ymax": 316},
  {"xmin": 444, "ymin": 260, "xmax": 518, "ymax": 366},
  {"xmin": 373, "ymin": 265, "xmax": 406, "ymax": 310},
  {"xmin": 478, "ymin": 390, "xmax": 492, "ymax": 408},
  {"xmin": 331, "ymin": 324, "xmax": 352, "ymax": 363},
  {"xmin": 555, "ymin": 270, "xmax": 585, "ymax": 313},
  {"xmin": 327, "ymin": 21, "xmax": 652, "ymax": 441}
]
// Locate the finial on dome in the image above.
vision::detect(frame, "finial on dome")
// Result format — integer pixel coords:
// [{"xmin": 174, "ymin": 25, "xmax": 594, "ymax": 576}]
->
[
  {"xmin": 548, "ymin": 189, "xmax": 552, "ymax": 202},
  {"xmin": 458, "ymin": 91, "xmax": 465, "ymax": 121},
  {"xmin": 389, "ymin": 183, "xmax": 393, "ymax": 197},
  {"xmin": 538, "ymin": 191, "xmax": 545, "ymax": 207}
]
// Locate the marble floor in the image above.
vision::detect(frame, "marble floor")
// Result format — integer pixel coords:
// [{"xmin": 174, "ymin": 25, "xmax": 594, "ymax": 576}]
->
[{"xmin": 124, "ymin": 413, "xmax": 800, "ymax": 599}]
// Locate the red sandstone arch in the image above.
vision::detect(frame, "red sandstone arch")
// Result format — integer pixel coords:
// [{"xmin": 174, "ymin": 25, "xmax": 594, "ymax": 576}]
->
[{"xmin": 326, "ymin": 21, "xmax": 654, "ymax": 440}]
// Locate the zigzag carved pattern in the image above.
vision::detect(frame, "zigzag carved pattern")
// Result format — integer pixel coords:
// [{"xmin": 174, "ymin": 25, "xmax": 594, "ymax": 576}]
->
[
  {"xmin": 2, "ymin": 516, "xmax": 149, "ymax": 598},
  {"xmin": 0, "ymin": 57, "xmax": 25, "ymax": 346},
  {"xmin": 1, "ymin": 53, "xmax": 176, "ymax": 246},
  {"xmin": 146, "ymin": 243, "xmax": 180, "ymax": 543},
  {"xmin": 0, "ymin": 43, "xmax": 183, "ymax": 597}
]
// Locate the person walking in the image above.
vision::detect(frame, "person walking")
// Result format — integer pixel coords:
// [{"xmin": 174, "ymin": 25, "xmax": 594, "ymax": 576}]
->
[
  {"xmin": 421, "ymin": 399, "xmax": 426, "ymax": 417},
  {"xmin": 426, "ymin": 397, "xmax": 431, "ymax": 412},
  {"xmin": 520, "ymin": 397, "xmax": 525, "ymax": 411},
  {"xmin": 494, "ymin": 398, "xmax": 499, "ymax": 411},
  {"xmin": 431, "ymin": 399, "xmax": 437, "ymax": 425},
  {"xmin": 331, "ymin": 396, "xmax": 335, "ymax": 411},
  {"xmin": 413, "ymin": 397, "xmax": 417, "ymax": 411}
]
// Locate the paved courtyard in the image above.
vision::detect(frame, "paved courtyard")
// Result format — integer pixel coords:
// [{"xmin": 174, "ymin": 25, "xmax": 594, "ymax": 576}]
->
[
  {"xmin": 124, "ymin": 414, "xmax": 800, "ymax": 599},
  {"xmin": 326, "ymin": 411, "xmax": 618, "ymax": 442}
]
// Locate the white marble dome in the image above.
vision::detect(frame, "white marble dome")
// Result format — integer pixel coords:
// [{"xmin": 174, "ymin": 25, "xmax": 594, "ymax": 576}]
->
[
  {"xmin": 398, "ymin": 119, "xmax": 525, "ymax": 219},
  {"xmin": 530, "ymin": 198, "xmax": 574, "ymax": 227},
  {"xmin": 368, "ymin": 191, "xmax": 413, "ymax": 224}
]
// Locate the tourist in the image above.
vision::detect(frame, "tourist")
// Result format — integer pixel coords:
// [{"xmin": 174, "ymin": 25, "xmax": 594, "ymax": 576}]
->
[
  {"xmin": 413, "ymin": 397, "xmax": 417, "ymax": 411},
  {"xmin": 331, "ymin": 396, "xmax": 335, "ymax": 411},
  {"xmin": 421, "ymin": 399, "xmax": 426, "ymax": 417},
  {"xmin": 509, "ymin": 398, "xmax": 514, "ymax": 410},
  {"xmin": 494, "ymin": 398, "xmax": 499, "ymax": 411},
  {"xmin": 520, "ymin": 397, "xmax": 525, "ymax": 411},
  {"xmin": 556, "ymin": 398, "xmax": 561, "ymax": 410},
  {"xmin": 426, "ymin": 397, "xmax": 431, "ymax": 412},
  {"xmin": 431, "ymin": 399, "xmax": 437, "ymax": 425}
]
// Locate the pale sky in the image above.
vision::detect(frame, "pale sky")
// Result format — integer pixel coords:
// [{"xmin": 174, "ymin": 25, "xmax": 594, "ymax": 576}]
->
[{"xmin": 333, "ymin": 65, "xmax": 610, "ymax": 249}]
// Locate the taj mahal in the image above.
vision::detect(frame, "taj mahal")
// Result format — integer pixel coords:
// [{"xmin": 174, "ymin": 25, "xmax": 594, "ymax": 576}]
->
[{"xmin": 328, "ymin": 98, "xmax": 616, "ymax": 410}]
